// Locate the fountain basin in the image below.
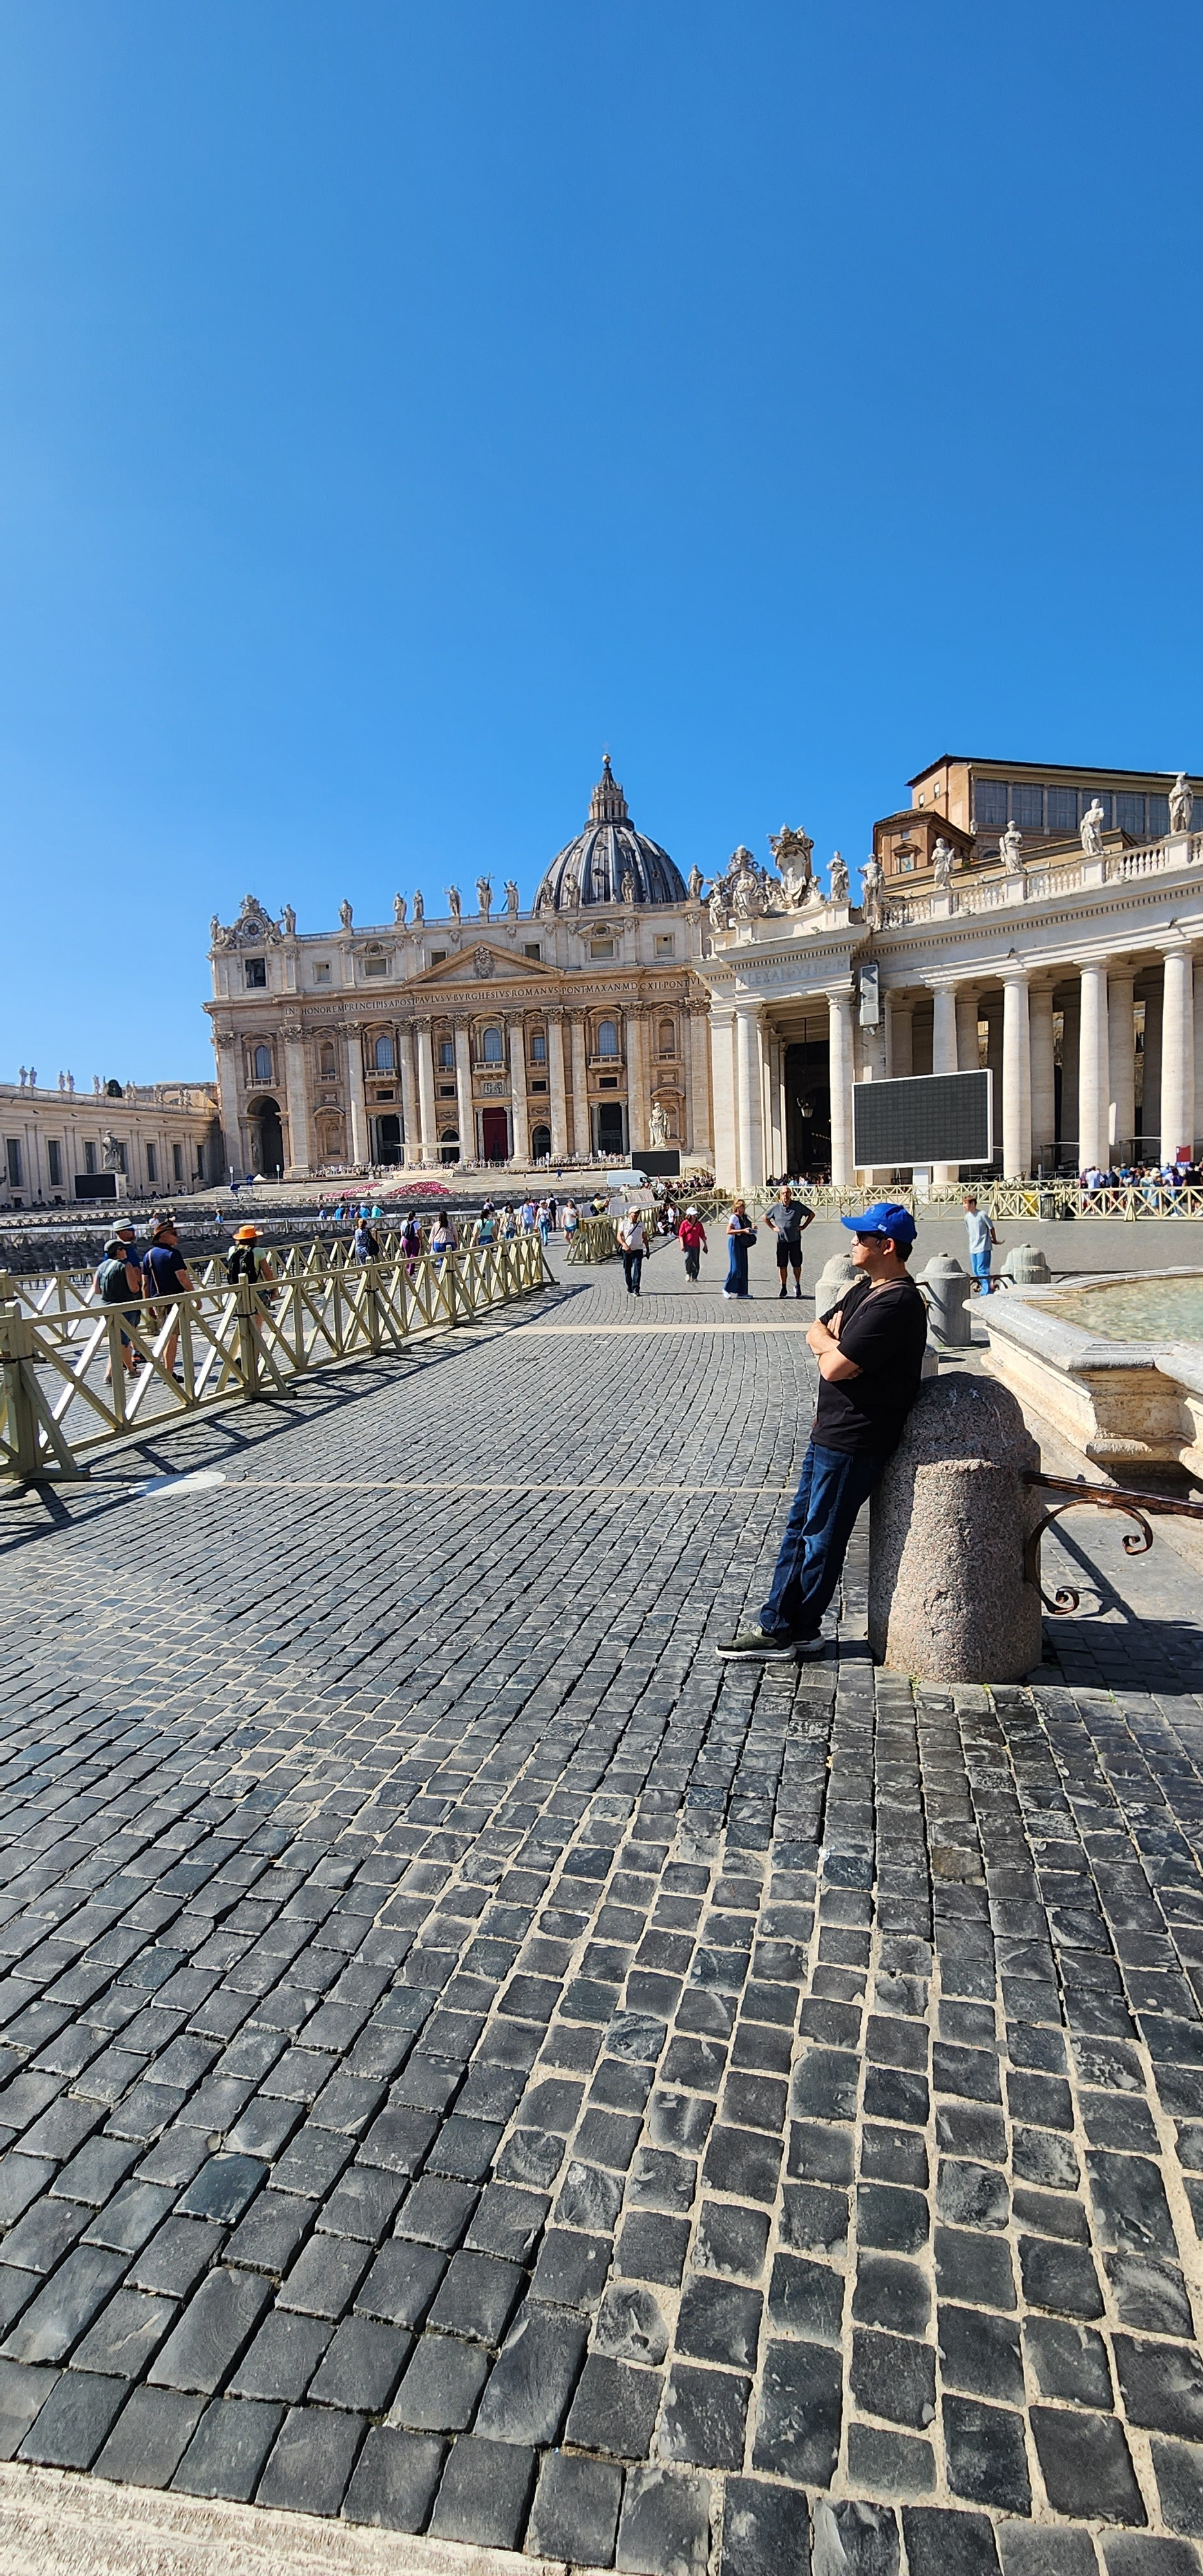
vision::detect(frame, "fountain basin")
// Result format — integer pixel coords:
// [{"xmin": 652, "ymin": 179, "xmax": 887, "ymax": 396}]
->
[{"xmin": 980, "ymin": 1269, "xmax": 1203, "ymax": 1477}]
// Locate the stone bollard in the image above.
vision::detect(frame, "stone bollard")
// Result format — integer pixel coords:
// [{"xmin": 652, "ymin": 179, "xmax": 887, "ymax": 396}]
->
[
  {"xmin": 919, "ymin": 1253, "xmax": 971, "ymax": 1346},
  {"xmin": 868, "ymin": 1376, "xmax": 1043, "ymax": 1681},
  {"xmin": 999, "ymin": 1242, "xmax": 1051, "ymax": 1285},
  {"xmin": 813, "ymin": 1251, "xmax": 857, "ymax": 1321}
]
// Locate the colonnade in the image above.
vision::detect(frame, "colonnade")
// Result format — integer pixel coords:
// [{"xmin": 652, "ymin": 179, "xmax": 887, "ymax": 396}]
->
[{"xmin": 717, "ymin": 947, "xmax": 1200, "ymax": 1190}]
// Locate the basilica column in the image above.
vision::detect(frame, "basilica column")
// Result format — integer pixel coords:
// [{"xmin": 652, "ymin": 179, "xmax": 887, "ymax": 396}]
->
[
  {"xmin": 454, "ymin": 1021, "xmax": 474, "ymax": 1164},
  {"xmin": 213, "ymin": 1029, "xmax": 243, "ymax": 1179},
  {"xmin": 734, "ymin": 1002, "xmax": 765, "ymax": 1192},
  {"xmin": 1028, "ymin": 985, "xmax": 1056, "ymax": 1170},
  {"xmin": 345, "ymin": 1025, "xmax": 369, "ymax": 1167},
  {"xmin": 827, "ymin": 986, "xmax": 855, "ymax": 1187},
  {"xmin": 930, "ymin": 980, "xmax": 958, "ymax": 1184},
  {"xmin": 547, "ymin": 1014, "xmax": 569, "ymax": 1159},
  {"xmin": 688, "ymin": 1003, "xmax": 713, "ymax": 1161},
  {"xmin": 1107, "ymin": 970, "xmax": 1136, "ymax": 1164},
  {"xmin": 710, "ymin": 1005, "xmax": 737, "ymax": 1189},
  {"xmin": 283, "ymin": 1019, "xmax": 312, "ymax": 1177},
  {"xmin": 1078, "ymin": 963, "xmax": 1110, "ymax": 1172},
  {"xmin": 413, "ymin": 1018, "xmax": 436, "ymax": 1168},
  {"xmin": 1160, "ymin": 945, "xmax": 1195, "ymax": 1164},
  {"xmin": 1001, "ymin": 970, "xmax": 1031, "ymax": 1179},
  {"xmin": 624, "ymin": 1010, "xmax": 648, "ymax": 1153},
  {"xmin": 508, "ymin": 1019, "xmax": 530, "ymax": 1164},
  {"xmin": 398, "ymin": 1025, "xmax": 419, "ymax": 1166},
  {"xmin": 567, "ymin": 1012, "xmax": 588, "ymax": 1157}
]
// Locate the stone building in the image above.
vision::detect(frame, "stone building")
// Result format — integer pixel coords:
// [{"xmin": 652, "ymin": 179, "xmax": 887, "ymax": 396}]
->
[
  {"xmin": 697, "ymin": 758, "xmax": 1203, "ymax": 1189},
  {"xmin": 0, "ymin": 1077, "xmax": 221, "ymax": 1209},
  {"xmin": 205, "ymin": 760, "xmax": 715, "ymax": 1175}
]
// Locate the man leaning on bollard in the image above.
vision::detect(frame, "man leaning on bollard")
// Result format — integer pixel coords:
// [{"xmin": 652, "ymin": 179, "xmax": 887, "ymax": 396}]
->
[{"xmin": 717, "ymin": 1200, "xmax": 928, "ymax": 1662}]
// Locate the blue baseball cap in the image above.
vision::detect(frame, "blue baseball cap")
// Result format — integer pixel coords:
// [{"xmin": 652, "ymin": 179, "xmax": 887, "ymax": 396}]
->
[{"xmin": 840, "ymin": 1200, "xmax": 917, "ymax": 1250}]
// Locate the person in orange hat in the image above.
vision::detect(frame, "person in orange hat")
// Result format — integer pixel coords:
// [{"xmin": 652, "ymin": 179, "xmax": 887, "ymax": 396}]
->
[{"xmin": 225, "ymin": 1224, "xmax": 274, "ymax": 1291}]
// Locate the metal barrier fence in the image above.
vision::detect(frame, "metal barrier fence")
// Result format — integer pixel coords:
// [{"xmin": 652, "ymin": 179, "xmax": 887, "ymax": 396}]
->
[
  {"xmin": 565, "ymin": 1218, "xmax": 620, "ymax": 1264},
  {"xmin": 0, "ymin": 1238, "xmax": 551, "ymax": 1483},
  {"xmin": 743, "ymin": 1182, "xmax": 1203, "ymax": 1224}
]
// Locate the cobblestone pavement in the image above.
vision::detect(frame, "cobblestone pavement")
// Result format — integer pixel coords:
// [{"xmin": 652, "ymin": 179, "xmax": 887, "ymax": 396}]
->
[{"xmin": 1, "ymin": 1240, "xmax": 1202, "ymax": 2574}]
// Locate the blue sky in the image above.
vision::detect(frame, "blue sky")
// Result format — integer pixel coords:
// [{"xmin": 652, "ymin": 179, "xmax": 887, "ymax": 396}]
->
[{"xmin": 2, "ymin": 1, "xmax": 1201, "ymax": 1081}]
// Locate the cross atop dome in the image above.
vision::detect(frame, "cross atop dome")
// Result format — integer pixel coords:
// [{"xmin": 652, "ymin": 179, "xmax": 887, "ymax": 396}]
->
[{"xmin": 589, "ymin": 753, "xmax": 629, "ymax": 826}]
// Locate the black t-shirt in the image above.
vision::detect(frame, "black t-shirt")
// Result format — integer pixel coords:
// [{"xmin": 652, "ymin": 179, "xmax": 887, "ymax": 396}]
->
[{"xmin": 813, "ymin": 1273, "xmax": 928, "ymax": 1455}]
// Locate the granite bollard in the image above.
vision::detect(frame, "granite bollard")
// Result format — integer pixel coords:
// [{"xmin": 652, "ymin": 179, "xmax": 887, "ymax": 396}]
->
[
  {"xmin": 812, "ymin": 1250, "xmax": 857, "ymax": 1321},
  {"xmin": 919, "ymin": 1252, "xmax": 971, "ymax": 1346},
  {"xmin": 869, "ymin": 1374, "xmax": 1043, "ymax": 1681}
]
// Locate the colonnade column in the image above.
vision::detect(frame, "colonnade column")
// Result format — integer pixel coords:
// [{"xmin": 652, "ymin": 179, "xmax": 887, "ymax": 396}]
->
[
  {"xmin": 766, "ymin": 1032, "xmax": 784, "ymax": 1176},
  {"xmin": 453, "ymin": 1021, "xmax": 474, "ymax": 1165},
  {"xmin": 344, "ymin": 1026, "xmax": 368, "ymax": 1167},
  {"xmin": 1001, "ymin": 971, "xmax": 1031, "ymax": 1179},
  {"xmin": 413, "ymin": 1019, "xmax": 436, "ymax": 1168},
  {"xmin": 283, "ymin": 1021, "xmax": 312, "ymax": 1177},
  {"xmin": 1108, "ymin": 971, "xmax": 1135, "ymax": 1165},
  {"xmin": 688, "ymin": 1005, "xmax": 714, "ymax": 1162},
  {"xmin": 1078, "ymin": 964, "xmax": 1110, "ymax": 1172},
  {"xmin": 624, "ymin": 1011, "xmax": 647, "ymax": 1153},
  {"xmin": 508, "ymin": 1021, "xmax": 530, "ymax": 1165},
  {"xmin": 398, "ymin": 1026, "xmax": 420, "ymax": 1167},
  {"xmin": 214, "ymin": 1032, "xmax": 243, "ymax": 1179},
  {"xmin": 547, "ymin": 1014, "xmax": 569, "ymax": 1159},
  {"xmin": 930, "ymin": 981, "xmax": 958, "ymax": 1185},
  {"xmin": 955, "ymin": 989, "xmax": 980, "ymax": 1072},
  {"xmin": 827, "ymin": 986, "xmax": 855, "ymax": 1188},
  {"xmin": 568, "ymin": 1013, "xmax": 588, "ymax": 1157},
  {"xmin": 1028, "ymin": 987, "xmax": 1056, "ymax": 1169},
  {"xmin": 734, "ymin": 1003, "xmax": 765, "ymax": 1192},
  {"xmin": 710, "ymin": 1006, "xmax": 737, "ymax": 1189},
  {"xmin": 888, "ymin": 998, "xmax": 913, "ymax": 1079},
  {"xmin": 1161, "ymin": 947, "xmax": 1196, "ymax": 1164}
]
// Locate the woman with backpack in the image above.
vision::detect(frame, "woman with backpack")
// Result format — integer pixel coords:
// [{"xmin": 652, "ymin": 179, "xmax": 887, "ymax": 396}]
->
[{"xmin": 91, "ymin": 1229, "xmax": 144, "ymax": 1382}]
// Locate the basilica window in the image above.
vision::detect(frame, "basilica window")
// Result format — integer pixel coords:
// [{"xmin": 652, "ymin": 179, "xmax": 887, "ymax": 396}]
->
[
  {"xmin": 245, "ymin": 957, "xmax": 267, "ymax": 989},
  {"xmin": 597, "ymin": 1019, "xmax": 620, "ymax": 1059},
  {"xmin": 319, "ymin": 1041, "xmax": 337, "ymax": 1077},
  {"xmin": 363, "ymin": 948, "xmax": 388, "ymax": 977},
  {"xmin": 437, "ymin": 1034, "xmax": 454, "ymax": 1070},
  {"xmin": 481, "ymin": 1027, "xmax": 504, "ymax": 1065},
  {"xmin": 311, "ymin": 961, "xmax": 331, "ymax": 985},
  {"xmin": 1046, "ymin": 787, "xmax": 1078, "ymax": 834},
  {"xmin": 654, "ymin": 934, "xmax": 676, "ymax": 958},
  {"xmin": 590, "ymin": 936, "xmax": 616, "ymax": 960},
  {"xmin": 47, "ymin": 1141, "xmax": 62, "ymax": 1188},
  {"xmin": 253, "ymin": 1045, "xmax": 272, "ymax": 1081},
  {"xmin": 1011, "ymin": 784, "xmax": 1044, "ymax": 831},
  {"xmin": 374, "ymin": 1035, "xmax": 396, "ymax": 1072},
  {"xmin": 529, "ymin": 1028, "xmax": 547, "ymax": 1064},
  {"xmin": 973, "ymin": 781, "xmax": 1009, "ymax": 830},
  {"xmin": 658, "ymin": 1018, "xmax": 676, "ymax": 1057}
]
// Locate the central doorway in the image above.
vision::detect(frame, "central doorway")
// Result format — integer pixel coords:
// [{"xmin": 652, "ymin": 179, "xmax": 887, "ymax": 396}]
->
[
  {"xmin": 784, "ymin": 1041, "xmax": 831, "ymax": 1179},
  {"xmin": 480, "ymin": 1108, "xmax": 509, "ymax": 1162},
  {"xmin": 594, "ymin": 1102, "xmax": 625, "ymax": 1155},
  {"xmin": 372, "ymin": 1114, "xmax": 403, "ymax": 1165}
]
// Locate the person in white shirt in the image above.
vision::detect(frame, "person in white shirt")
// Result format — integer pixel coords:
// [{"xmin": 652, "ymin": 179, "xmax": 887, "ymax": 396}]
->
[
  {"xmin": 963, "ymin": 1195, "xmax": 997, "ymax": 1295},
  {"xmin": 616, "ymin": 1208, "xmax": 647, "ymax": 1297}
]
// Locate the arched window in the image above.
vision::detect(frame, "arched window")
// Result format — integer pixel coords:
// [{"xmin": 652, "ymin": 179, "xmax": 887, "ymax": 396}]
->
[
  {"xmin": 319, "ymin": 1041, "xmax": 336, "ymax": 1077},
  {"xmin": 658, "ymin": 1018, "xmax": 676, "ymax": 1057},
  {"xmin": 597, "ymin": 1019, "xmax": 619, "ymax": 1059},
  {"xmin": 438, "ymin": 1034, "xmax": 454, "ymax": 1070},
  {"xmin": 253, "ymin": 1045, "xmax": 272, "ymax": 1081},
  {"xmin": 529, "ymin": 1028, "xmax": 547, "ymax": 1065},
  {"xmin": 481, "ymin": 1027, "xmax": 504, "ymax": 1065},
  {"xmin": 374, "ymin": 1034, "xmax": 395, "ymax": 1072}
]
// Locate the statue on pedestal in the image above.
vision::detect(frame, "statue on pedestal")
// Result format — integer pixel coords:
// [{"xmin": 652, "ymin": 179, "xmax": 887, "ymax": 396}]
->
[
  {"xmin": 649, "ymin": 1102, "xmax": 670, "ymax": 1148},
  {"xmin": 446, "ymin": 886, "xmax": 461, "ymax": 923},
  {"xmin": 999, "ymin": 821, "xmax": 1024, "ymax": 876},
  {"xmin": 1081, "ymin": 799, "xmax": 1106, "ymax": 857},
  {"xmin": 687, "ymin": 865, "xmax": 704, "ymax": 900},
  {"xmin": 1170, "ymin": 773, "xmax": 1194, "ymax": 834},
  {"xmin": 476, "ymin": 876, "xmax": 493, "ymax": 919},
  {"xmin": 860, "ymin": 855, "xmax": 884, "ymax": 928},
  {"xmin": 621, "ymin": 868, "xmax": 636, "ymax": 904},
  {"xmin": 393, "ymin": 893, "xmax": 407, "ymax": 925},
  {"xmin": 504, "ymin": 878, "xmax": 520, "ymax": 916},
  {"xmin": 413, "ymin": 889, "xmax": 424, "ymax": 923},
  {"xmin": 932, "ymin": 837, "xmax": 954, "ymax": 891},
  {"xmin": 339, "ymin": 899, "xmax": 354, "ymax": 929},
  {"xmin": 769, "ymin": 824, "xmax": 815, "ymax": 911},
  {"xmin": 708, "ymin": 884, "xmax": 729, "ymax": 933},
  {"xmin": 280, "ymin": 904, "xmax": 296, "ymax": 935},
  {"xmin": 829, "ymin": 853, "xmax": 850, "ymax": 904}
]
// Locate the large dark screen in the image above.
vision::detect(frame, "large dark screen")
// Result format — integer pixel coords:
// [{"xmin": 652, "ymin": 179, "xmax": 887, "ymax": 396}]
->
[{"xmin": 851, "ymin": 1070, "xmax": 993, "ymax": 1167}]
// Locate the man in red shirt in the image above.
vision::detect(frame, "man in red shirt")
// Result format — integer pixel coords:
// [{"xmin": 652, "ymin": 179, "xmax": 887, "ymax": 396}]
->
[{"xmin": 677, "ymin": 1207, "xmax": 708, "ymax": 1282}]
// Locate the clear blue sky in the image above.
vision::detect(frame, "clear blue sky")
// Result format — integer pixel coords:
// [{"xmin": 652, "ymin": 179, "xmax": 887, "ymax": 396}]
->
[{"xmin": 2, "ymin": 1, "xmax": 1200, "ymax": 1081}]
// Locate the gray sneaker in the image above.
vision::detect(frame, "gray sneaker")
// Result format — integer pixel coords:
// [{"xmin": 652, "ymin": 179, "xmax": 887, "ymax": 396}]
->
[{"xmin": 716, "ymin": 1629, "xmax": 797, "ymax": 1660}]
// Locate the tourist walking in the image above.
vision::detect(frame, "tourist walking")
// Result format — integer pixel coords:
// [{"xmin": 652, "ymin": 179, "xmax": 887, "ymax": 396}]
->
[
  {"xmin": 564, "ymin": 1198, "xmax": 579, "ymax": 1242},
  {"xmin": 352, "ymin": 1212, "xmax": 381, "ymax": 1262},
  {"xmin": 723, "ymin": 1198, "xmax": 755, "ymax": 1298},
  {"xmin": 429, "ymin": 1212, "xmax": 456, "ymax": 1267},
  {"xmin": 617, "ymin": 1205, "xmax": 647, "ymax": 1296},
  {"xmin": 678, "ymin": 1206, "xmax": 708, "ymax": 1280},
  {"xmin": 963, "ymin": 1194, "xmax": 997, "ymax": 1295},
  {"xmin": 401, "ymin": 1211, "xmax": 422, "ymax": 1271},
  {"xmin": 717, "ymin": 1202, "xmax": 927, "ymax": 1660},
  {"xmin": 225, "ymin": 1224, "xmax": 274, "ymax": 1288},
  {"xmin": 765, "ymin": 1186, "xmax": 815, "ymax": 1299},
  {"xmin": 140, "ymin": 1213, "xmax": 194, "ymax": 1380},
  {"xmin": 91, "ymin": 1226, "xmax": 143, "ymax": 1382}
]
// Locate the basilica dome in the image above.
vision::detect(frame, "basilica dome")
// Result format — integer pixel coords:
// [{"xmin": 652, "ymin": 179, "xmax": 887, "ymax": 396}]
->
[{"xmin": 534, "ymin": 757, "xmax": 687, "ymax": 912}]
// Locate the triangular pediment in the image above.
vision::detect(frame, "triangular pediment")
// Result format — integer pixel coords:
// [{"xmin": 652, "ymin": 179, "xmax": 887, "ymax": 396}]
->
[{"xmin": 408, "ymin": 941, "xmax": 562, "ymax": 988}]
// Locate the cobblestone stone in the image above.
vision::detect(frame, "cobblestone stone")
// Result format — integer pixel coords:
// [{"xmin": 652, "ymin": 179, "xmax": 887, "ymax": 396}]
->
[{"xmin": 3, "ymin": 1251, "xmax": 1203, "ymax": 2567}]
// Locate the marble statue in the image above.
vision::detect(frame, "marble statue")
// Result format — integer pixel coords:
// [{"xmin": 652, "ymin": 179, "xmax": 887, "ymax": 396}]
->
[
  {"xmin": 28, "ymin": 1068, "xmax": 36, "ymax": 1090},
  {"xmin": 413, "ymin": 889, "xmax": 424, "ymax": 923},
  {"xmin": 1081, "ymin": 799, "xmax": 1105, "ymax": 857},
  {"xmin": 101, "ymin": 1132, "xmax": 123, "ymax": 1171},
  {"xmin": 1170, "ymin": 773, "xmax": 1194, "ymax": 834},
  {"xmin": 621, "ymin": 869, "xmax": 636, "ymax": 904},
  {"xmin": 932, "ymin": 837, "xmax": 954, "ymax": 891},
  {"xmin": 708, "ymin": 884, "xmax": 729, "ymax": 932},
  {"xmin": 280, "ymin": 904, "xmax": 296, "ymax": 936},
  {"xmin": 209, "ymin": 915, "xmax": 220, "ymax": 947},
  {"xmin": 687, "ymin": 865, "xmax": 704, "ymax": 900},
  {"xmin": 769, "ymin": 824, "xmax": 815, "ymax": 889},
  {"xmin": 505, "ymin": 878, "xmax": 520, "ymax": 916},
  {"xmin": 476, "ymin": 875, "xmax": 492, "ymax": 919},
  {"xmin": 339, "ymin": 899, "xmax": 353, "ymax": 929},
  {"xmin": 393, "ymin": 893, "xmax": 407, "ymax": 925},
  {"xmin": 999, "ymin": 821, "xmax": 1024, "ymax": 876},
  {"xmin": 649, "ymin": 1102, "xmax": 670, "ymax": 1148},
  {"xmin": 829, "ymin": 854, "xmax": 850, "ymax": 904},
  {"xmin": 57, "ymin": 1072, "xmax": 65, "ymax": 1093},
  {"xmin": 66, "ymin": 1072, "xmax": 74, "ymax": 1093},
  {"xmin": 17, "ymin": 1067, "xmax": 25, "ymax": 1089},
  {"xmin": 447, "ymin": 887, "xmax": 461, "ymax": 923},
  {"xmin": 860, "ymin": 855, "xmax": 884, "ymax": 929},
  {"xmin": 93, "ymin": 1075, "xmax": 101, "ymax": 1095}
]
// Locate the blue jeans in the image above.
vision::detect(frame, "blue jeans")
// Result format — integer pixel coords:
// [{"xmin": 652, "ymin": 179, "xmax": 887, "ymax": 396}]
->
[
  {"xmin": 971, "ymin": 1252, "xmax": 992, "ymax": 1293},
  {"xmin": 623, "ymin": 1250, "xmax": 643, "ymax": 1294},
  {"xmin": 725, "ymin": 1239, "xmax": 750, "ymax": 1295},
  {"xmin": 759, "ymin": 1437, "xmax": 884, "ymax": 1638}
]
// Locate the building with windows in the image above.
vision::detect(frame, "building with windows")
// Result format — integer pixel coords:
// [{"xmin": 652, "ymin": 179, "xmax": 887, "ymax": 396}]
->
[
  {"xmin": 205, "ymin": 760, "xmax": 715, "ymax": 1174},
  {"xmin": 0, "ymin": 1078, "xmax": 221, "ymax": 1209},
  {"xmin": 697, "ymin": 757, "xmax": 1203, "ymax": 1188}
]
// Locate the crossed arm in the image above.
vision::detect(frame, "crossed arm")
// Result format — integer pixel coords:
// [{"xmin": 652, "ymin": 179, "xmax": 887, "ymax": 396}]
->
[{"xmin": 805, "ymin": 1306, "xmax": 862, "ymax": 1383}]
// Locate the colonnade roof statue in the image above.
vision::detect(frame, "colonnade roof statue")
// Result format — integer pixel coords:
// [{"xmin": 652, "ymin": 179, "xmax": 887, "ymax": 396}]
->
[{"xmin": 533, "ymin": 755, "xmax": 688, "ymax": 912}]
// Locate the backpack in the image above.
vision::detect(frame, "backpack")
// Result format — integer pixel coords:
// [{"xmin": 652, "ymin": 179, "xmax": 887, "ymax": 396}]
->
[
  {"xmin": 225, "ymin": 1244, "xmax": 257, "ymax": 1285},
  {"xmin": 95, "ymin": 1256, "xmax": 133, "ymax": 1305}
]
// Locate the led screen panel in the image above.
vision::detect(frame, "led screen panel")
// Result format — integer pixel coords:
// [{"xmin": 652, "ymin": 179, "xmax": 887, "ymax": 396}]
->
[{"xmin": 851, "ymin": 1070, "xmax": 993, "ymax": 1168}]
